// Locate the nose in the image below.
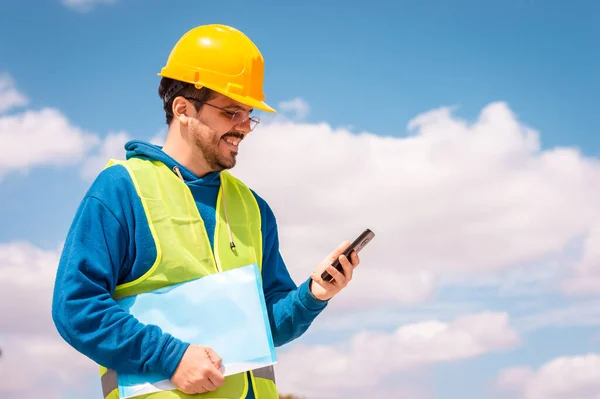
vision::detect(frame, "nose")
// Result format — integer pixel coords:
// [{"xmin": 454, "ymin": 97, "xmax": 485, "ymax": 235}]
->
[{"xmin": 234, "ymin": 119, "xmax": 252, "ymax": 135}]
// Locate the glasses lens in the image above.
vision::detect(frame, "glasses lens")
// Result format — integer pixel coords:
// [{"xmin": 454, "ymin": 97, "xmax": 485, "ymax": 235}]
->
[
  {"xmin": 231, "ymin": 111, "xmax": 260, "ymax": 131},
  {"xmin": 231, "ymin": 110, "xmax": 246, "ymax": 125}
]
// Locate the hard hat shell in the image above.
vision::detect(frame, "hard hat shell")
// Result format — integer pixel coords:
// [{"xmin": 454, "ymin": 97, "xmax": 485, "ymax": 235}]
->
[{"xmin": 158, "ymin": 24, "xmax": 276, "ymax": 113}]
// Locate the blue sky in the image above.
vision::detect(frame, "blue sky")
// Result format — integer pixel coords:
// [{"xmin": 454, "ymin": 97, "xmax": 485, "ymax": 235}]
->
[
  {"xmin": 1, "ymin": 1, "xmax": 600, "ymax": 398},
  {"xmin": 1, "ymin": 0, "xmax": 599, "ymax": 152}
]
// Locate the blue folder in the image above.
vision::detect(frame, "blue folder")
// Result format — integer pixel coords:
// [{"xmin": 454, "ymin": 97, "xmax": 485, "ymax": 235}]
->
[{"xmin": 114, "ymin": 264, "xmax": 277, "ymax": 398}]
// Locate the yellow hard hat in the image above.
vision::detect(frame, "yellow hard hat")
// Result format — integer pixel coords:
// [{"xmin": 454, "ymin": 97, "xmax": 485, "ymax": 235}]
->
[{"xmin": 158, "ymin": 24, "xmax": 276, "ymax": 113}]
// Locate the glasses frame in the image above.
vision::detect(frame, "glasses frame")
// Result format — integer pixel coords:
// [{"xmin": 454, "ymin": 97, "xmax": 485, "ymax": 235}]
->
[{"xmin": 183, "ymin": 97, "xmax": 260, "ymax": 131}]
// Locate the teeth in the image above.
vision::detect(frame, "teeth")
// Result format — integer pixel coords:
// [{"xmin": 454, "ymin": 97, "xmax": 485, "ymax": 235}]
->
[{"xmin": 224, "ymin": 138, "xmax": 239, "ymax": 146}]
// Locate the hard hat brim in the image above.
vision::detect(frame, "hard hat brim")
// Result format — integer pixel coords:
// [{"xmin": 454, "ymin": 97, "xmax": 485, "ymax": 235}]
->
[{"xmin": 226, "ymin": 93, "xmax": 277, "ymax": 113}]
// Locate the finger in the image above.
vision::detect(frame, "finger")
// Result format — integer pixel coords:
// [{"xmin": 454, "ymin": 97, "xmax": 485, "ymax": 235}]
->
[
  {"xmin": 206, "ymin": 366, "xmax": 225, "ymax": 388},
  {"xmin": 208, "ymin": 367, "xmax": 225, "ymax": 387},
  {"xmin": 200, "ymin": 378, "xmax": 217, "ymax": 392},
  {"xmin": 191, "ymin": 368, "xmax": 216, "ymax": 393},
  {"xmin": 339, "ymin": 255, "xmax": 353, "ymax": 282},
  {"xmin": 326, "ymin": 240, "xmax": 351, "ymax": 263},
  {"xmin": 325, "ymin": 264, "xmax": 347, "ymax": 286},
  {"xmin": 311, "ymin": 270, "xmax": 337, "ymax": 289},
  {"xmin": 205, "ymin": 347, "xmax": 222, "ymax": 369},
  {"xmin": 350, "ymin": 251, "xmax": 360, "ymax": 268}
]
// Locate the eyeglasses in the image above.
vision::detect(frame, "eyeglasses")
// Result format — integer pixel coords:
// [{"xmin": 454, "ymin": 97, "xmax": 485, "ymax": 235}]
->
[{"xmin": 184, "ymin": 97, "xmax": 260, "ymax": 131}]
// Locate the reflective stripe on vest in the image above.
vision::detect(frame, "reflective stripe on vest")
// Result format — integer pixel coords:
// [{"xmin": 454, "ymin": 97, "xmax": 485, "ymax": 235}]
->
[
  {"xmin": 250, "ymin": 366, "xmax": 278, "ymax": 398},
  {"xmin": 98, "ymin": 158, "xmax": 277, "ymax": 399}
]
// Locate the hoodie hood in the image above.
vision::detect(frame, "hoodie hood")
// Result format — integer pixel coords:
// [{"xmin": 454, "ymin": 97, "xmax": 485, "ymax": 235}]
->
[{"xmin": 124, "ymin": 139, "xmax": 221, "ymax": 187}]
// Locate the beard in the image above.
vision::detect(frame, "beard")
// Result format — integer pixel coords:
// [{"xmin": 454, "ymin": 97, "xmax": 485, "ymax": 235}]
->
[{"xmin": 195, "ymin": 131, "xmax": 244, "ymax": 171}]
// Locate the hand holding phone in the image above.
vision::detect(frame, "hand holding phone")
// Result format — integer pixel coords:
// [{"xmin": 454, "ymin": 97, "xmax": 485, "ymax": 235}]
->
[{"xmin": 320, "ymin": 229, "xmax": 375, "ymax": 283}]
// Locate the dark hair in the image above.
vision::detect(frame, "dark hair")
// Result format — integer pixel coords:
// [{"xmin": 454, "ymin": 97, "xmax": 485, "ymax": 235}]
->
[{"xmin": 158, "ymin": 77, "xmax": 216, "ymax": 125}]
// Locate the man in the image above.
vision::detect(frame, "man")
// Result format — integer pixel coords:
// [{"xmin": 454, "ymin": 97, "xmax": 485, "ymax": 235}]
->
[{"xmin": 52, "ymin": 24, "xmax": 359, "ymax": 399}]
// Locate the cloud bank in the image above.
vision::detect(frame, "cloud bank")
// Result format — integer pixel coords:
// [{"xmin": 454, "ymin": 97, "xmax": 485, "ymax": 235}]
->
[{"xmin": 3, "ymin": 70, "xmax": 600, "ymax": 398}]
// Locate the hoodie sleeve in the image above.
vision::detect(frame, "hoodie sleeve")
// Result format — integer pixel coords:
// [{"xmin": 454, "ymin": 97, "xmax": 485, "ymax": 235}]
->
[
  {"xmin": 252, "ymin": 192, "xmax": 329, "ymax": 347},
  {"xmin": 51, "ymin": 166, "xmax": 189, "ymax": 377}
]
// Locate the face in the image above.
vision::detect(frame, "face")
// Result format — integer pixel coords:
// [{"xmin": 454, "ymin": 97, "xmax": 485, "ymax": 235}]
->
[{"xmin": 180, "ymin": 93, "xmax": 255, "ymax": 171}]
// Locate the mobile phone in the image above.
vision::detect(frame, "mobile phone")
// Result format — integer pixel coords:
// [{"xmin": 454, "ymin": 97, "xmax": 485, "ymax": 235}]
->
[{"xmin": 321, "ymin": 229, "xmax": 375, "ymax": 283}]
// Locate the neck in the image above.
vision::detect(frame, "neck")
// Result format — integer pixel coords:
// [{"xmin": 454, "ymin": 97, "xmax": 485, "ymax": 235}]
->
[{"xmin": 162, "ymin": 125, "xmax": 213, "ymax": 178}]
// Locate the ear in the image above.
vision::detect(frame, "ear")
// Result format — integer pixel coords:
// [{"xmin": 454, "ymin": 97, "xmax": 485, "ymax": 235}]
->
[{"xmin": 172, "ymin": 97, "xmax": 191, "ymax": 125}]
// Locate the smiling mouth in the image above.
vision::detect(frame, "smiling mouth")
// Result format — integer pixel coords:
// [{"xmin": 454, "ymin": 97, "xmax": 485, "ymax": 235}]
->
[
  {"xmin": 223, "ymin": 136, "xmax": 241, "ymax": 148},
  {"xmin": 221, "ymin": 133, "xmax": 244, "ymax": 152}
]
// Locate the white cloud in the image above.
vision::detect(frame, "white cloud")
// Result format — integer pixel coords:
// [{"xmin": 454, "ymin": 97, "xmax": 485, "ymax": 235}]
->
[
  {"xmin": 496, "ymin": 366, "xmax": 535, "ymax": 392},
  {"xmin": 232, "ymin": 101, "xmax": 600, "ymax": 310},
  {"xmin": 0, "ymin": 108, "xmax": 99, "ymax": 179},
  {"xmin": 80, "ymin": 131, "xmax": 130, "ymax": 180},
  {"xmin": 438, "ymin": 257, "xmax": 565, "ymax": 300},
  {"xmin": 0, "ymin": 242, "xmax": 98, "ymax": 399},
  {"xmin": 336, "ymin": 269, "xmax": 435, "ymax": 309},
  {"xmin": 0, "ymin": 73, "xmax": 28, "ymax": 114},
  {"xmin": 61, "ymin": 0, "xmax": 118, "ymax": 13},
  {"xmin": 0, "ymin": 334, "xmax": 97, "ymax": 399},
  {"xmin": 300, "ymin": 300, "xmax": 491, "ymax": 343},
  {"xmin": 280, "ymin": 369, "xmax": 435, "ymax": 399},
  {"xmin": 0, "ymin": 242, "xmax": 61, "ymax": 335},
  {"xmin": 497, "ymin": 354, "xmax": 600, "ymax": 399},
  {"xmin": 0, "ymin": 73, "xmax": 135, "ymax": 181},
  {"xmin": 276, "ymin": 312, "xmax": 519, "ymax": 398},
  {"xmin": 514, "ymin": 298, "xmax": 600, "ymax": 332},
  {"xmin": 277, "ymin": 97, "xmax": 310, "ymax": 121},
  {"xmin": 561, "ymin": 222, "xmax": 600, "ymax": 295},
  {"xmin": 0, "ymin": 72, "xmax": 131, "ymax": 182},
  {"xmin": 3, "ymin": 86, "xmax": 600, "ymax": 398}
]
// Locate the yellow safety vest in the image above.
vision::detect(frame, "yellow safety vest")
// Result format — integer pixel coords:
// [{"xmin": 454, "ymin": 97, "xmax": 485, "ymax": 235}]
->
[{"xmin": 98, "ymin": 157, "xmax": 278, "ymax": 399}]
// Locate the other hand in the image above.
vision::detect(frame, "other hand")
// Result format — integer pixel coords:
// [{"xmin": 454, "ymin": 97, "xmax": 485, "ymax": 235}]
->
[
  {"xmin": 171, "ymin": 345, "xmax": 225, "ymax": 394},
  {"xmin": 310, "ymin": 241, "xmax": 360, "ymax": 301}
]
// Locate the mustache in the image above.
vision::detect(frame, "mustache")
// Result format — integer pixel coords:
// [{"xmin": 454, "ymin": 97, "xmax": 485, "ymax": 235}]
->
[{"xmin": 221, "ymin": 132, "xmax": 245, "ymax": 141}]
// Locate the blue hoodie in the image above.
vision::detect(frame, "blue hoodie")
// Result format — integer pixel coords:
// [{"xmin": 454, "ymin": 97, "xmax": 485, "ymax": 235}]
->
[{"xmin": 52, "ymin": 140, "xmax": 328, "ymax": 398}]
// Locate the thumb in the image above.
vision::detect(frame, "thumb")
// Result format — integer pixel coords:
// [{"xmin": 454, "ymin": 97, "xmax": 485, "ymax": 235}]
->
[{"xmin": 204, "ymin": 347, "xmax": 223, "ymax": 369}]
